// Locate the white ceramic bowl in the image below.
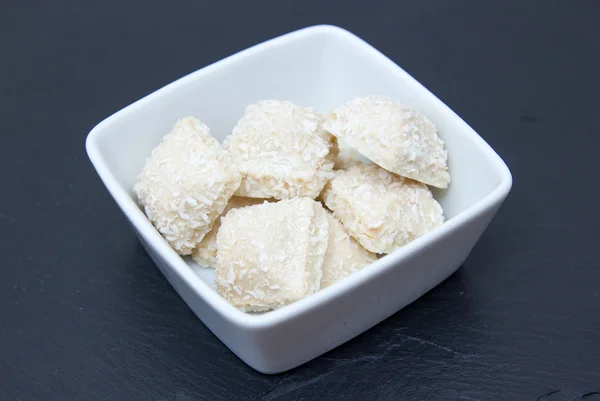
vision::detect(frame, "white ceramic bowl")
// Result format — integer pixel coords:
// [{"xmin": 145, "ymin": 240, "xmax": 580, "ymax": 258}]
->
[{"xmin": 85, "ymin": 25, "xmax": 512, "ymax": 374}]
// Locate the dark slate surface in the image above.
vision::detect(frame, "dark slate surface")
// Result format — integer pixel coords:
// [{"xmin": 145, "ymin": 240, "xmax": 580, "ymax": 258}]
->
[{"xmin": 1, "ymin": 0, "xmax": 599, "ymax": 400}]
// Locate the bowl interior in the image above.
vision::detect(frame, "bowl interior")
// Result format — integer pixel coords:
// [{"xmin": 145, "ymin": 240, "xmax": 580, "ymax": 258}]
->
[{"xmin": 90, "ymin": 25, "xmax": 506, "ymax": 292}]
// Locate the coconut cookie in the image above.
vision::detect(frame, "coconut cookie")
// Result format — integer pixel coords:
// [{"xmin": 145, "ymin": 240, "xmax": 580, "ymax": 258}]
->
[
  {"xmin": 134, "ymin": 117, "xmax": 241, "ymax": 255},
  {"xmin": 324, "ymin": 95, "xmax": 450, "ymax": 188},
  {"xmin": 223, "ymin": 100, "xmax": 335, "ymax": 200},
  {"xmin": 192, "ymin": 196, "xmax": 268, "ymax": 268},
  {"xmin": 321, "ymin": 164, "xmax": 444, "ymax": 254},
  {"xmin": 215, "ymin": 197, "xmax": 329, "ymax": 312},
  {"xmin": 321, "ymin": 211, "xmax": 378, "ymax": 288}
]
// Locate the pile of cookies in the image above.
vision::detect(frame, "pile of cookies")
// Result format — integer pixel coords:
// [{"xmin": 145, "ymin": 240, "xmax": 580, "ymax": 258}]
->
[{"xmin": 134, "ymin": 95, "xmax": 450, "ymax": 312}]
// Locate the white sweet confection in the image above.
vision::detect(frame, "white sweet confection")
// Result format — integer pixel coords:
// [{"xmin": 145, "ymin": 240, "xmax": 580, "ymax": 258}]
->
[
  {"xmin": 321, "ymin": 164, "xmax": 444, "ymax": 254},
  {"xmin": 224, "ymin": 100, "xmax": 335, "ymax": 200},
  {"xmin": 134, "ymin": 95, "xmax": 452, "ymax": 313},
  {"xmin": 192, "ymin": 196, "xmax": 268, "ymax": 268},
  {"xmin": 321, "ymin": 211, "xmax": 378, "ymax": 288},
  {"xmin": 134, "ymin": 117, "xmax": 241, "ymax": 255},
  {"xmin": 215, "ymin": 197, "xmax": 329, "ymax": 311},
  {"xmin": 324, "ymin": 95, "xmax": 450, "ymax": 188}
]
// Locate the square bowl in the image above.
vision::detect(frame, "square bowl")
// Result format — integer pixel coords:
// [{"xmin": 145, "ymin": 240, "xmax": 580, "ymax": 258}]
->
[{"xmin": 85, "ymin": 25, "xmax": 512, "ymax": 374}]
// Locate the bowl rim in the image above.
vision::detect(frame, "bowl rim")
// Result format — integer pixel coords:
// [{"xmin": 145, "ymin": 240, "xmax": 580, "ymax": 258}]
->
[{"xmin": 85, "ymin": 24, "xmax": 513, "ymax": 330}]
